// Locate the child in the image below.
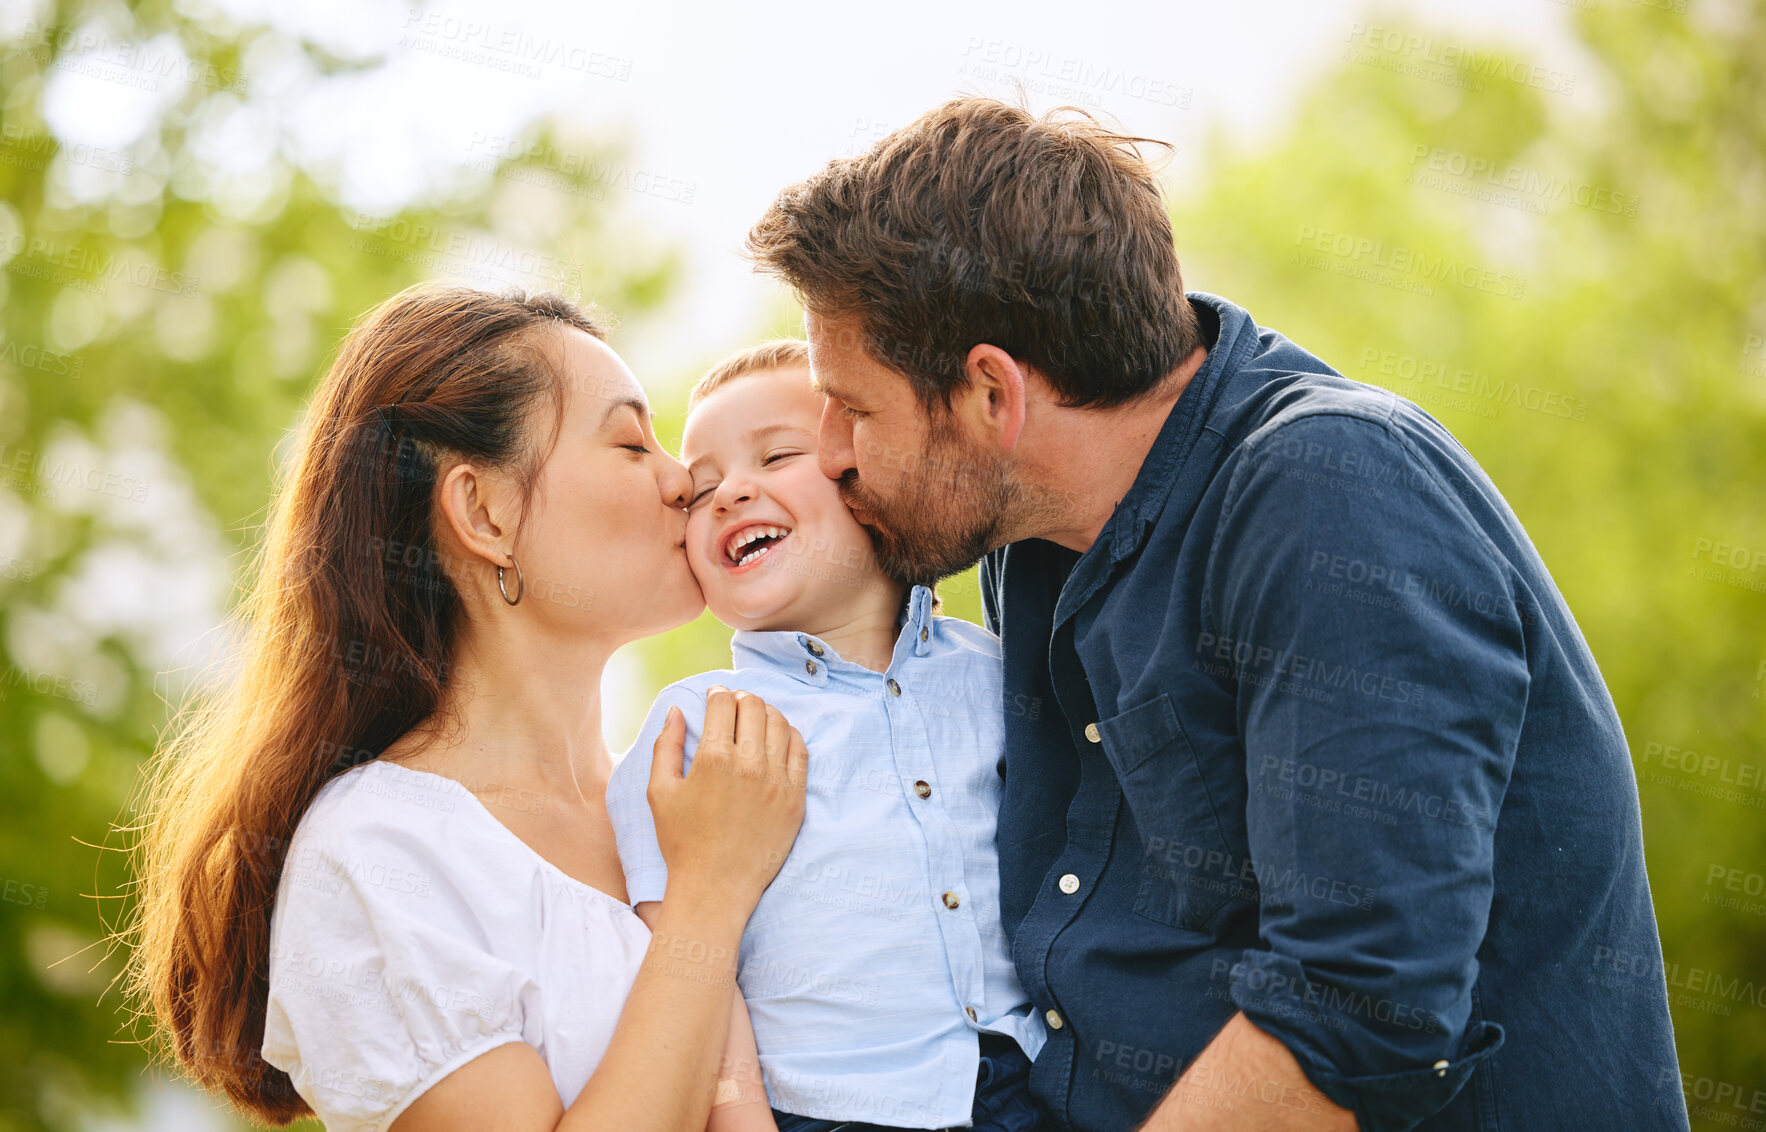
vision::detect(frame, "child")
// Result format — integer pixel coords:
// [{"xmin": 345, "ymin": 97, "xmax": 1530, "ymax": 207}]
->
[{"xmin": 606, "ymin": 340, "xmax": 1046, "ymax": 1132}]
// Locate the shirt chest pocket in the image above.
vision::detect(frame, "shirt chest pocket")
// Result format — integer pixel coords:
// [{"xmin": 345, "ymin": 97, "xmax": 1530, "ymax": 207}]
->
[{"xmin": 1095, "ymin": 693, "xmax": 1236, "ymax": 932}]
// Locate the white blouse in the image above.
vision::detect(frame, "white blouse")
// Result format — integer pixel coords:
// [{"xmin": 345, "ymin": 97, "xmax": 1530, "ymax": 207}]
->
[{"xmin": 262, "ymin": 759, "xmax": 652, "ymax": 1131}]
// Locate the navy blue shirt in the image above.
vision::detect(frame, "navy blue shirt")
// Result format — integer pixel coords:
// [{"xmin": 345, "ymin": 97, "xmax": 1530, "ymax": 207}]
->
[{"xmin": 979, "ymin": 293, "xmax": 1688, "ymax": 1132}]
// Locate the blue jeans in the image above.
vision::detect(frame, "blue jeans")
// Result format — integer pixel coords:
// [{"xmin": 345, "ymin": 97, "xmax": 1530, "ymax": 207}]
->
[{"xmin": 772, "ymin": 1034, "xmax": 1046, "ymax": 1132}]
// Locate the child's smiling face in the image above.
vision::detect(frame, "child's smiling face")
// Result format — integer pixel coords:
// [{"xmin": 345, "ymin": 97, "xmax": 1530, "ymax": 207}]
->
[{"xmin": 682, "ymin": 366, "xmax": 893, "ymax": 630}]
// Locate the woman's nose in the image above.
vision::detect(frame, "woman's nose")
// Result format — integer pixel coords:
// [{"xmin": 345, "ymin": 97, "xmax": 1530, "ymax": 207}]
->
[{"xmin": 657, "ymin": 450, "xmax": 692, "ymax": 509}]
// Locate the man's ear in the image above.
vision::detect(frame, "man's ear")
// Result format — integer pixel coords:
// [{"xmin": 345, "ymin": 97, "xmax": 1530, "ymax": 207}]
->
[
  {"xmin": 956, "ymin": 344, "xmax": 1028, "ymax": 453},
  {"xmin": 435, "ymin": 462, "xmax": 520, "ymax": 579}
]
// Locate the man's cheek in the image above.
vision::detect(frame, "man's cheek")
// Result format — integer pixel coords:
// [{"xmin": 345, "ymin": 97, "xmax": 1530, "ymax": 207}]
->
[{"xmin": 859, "ymin": 426, "xmax": 905, "ymax": 475}]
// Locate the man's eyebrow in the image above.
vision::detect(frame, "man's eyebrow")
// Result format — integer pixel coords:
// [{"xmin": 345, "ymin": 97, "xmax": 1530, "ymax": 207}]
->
[{"xmin": 598, "ymin": 395, "xmax": 651, "ymax": 428}]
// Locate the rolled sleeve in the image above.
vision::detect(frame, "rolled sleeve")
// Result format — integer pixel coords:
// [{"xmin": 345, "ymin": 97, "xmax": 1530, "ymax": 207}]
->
[{"xmin": 1206, "ymin": 413, "xmax": 1523, "ymax": 1130}]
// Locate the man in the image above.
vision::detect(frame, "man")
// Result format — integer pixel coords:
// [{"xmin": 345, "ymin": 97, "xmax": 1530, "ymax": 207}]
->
[{"xmin": 746, "ymin": 98, "xmax": 1688, "ymax": 1132}]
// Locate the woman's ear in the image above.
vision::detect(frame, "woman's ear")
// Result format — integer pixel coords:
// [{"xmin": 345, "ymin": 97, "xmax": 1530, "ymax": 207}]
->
[
  {"xmin": 957, "ymin": 344, "xmax": 1029, "ymax": 453},
  {"xmin": 435, "ymin": 462, "xmax": 519, "ymax": 573}
]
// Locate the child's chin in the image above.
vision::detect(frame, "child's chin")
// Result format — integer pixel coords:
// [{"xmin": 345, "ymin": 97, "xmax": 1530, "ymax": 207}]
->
[{"xmin": 711, "ymin": 582, "xmax": 802, "ymax": 629}]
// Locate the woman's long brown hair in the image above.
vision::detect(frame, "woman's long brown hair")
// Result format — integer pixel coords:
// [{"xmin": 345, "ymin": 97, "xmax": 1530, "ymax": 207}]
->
[{"xmin": 123, "ymin": 285, "xmax": 603, "ymax": 1122}]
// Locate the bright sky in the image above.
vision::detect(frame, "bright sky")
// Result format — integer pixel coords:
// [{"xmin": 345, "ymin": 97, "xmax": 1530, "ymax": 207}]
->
[{"xmin": 35, "ymin": 0, "xmax": 1602, "ymax": 385}]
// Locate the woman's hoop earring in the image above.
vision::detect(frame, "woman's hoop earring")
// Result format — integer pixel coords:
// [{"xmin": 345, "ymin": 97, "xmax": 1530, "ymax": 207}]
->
[{"xmin": 497, "ymin": 555, "xmax": 524, "ymax": 606}]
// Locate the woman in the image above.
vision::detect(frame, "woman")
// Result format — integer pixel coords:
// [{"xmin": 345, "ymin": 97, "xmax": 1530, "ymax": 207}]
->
[{"xmin": 126, "ymin": 286, "xmax": 806, "ymax": 1131}]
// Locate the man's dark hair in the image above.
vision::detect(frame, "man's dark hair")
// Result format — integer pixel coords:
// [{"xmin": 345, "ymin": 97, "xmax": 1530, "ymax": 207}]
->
[{"xmin": 747, "ymin": 96, "xmax": 1203, "ymax": 410}]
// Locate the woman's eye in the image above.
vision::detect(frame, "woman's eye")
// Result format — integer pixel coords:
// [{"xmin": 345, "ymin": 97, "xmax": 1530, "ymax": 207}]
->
[{"xmin": 622, "ymin": 444, "xmax": 650, "ymax": 455}]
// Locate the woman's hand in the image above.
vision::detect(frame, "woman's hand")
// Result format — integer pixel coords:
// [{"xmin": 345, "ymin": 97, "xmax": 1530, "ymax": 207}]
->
[
  {"xmin": 647, "ymin": 687, "xmax": 806, "ymax": 913},
  {"xmin": 393, "ymin": 688, "xmax": 805, "ymax": 1132}
]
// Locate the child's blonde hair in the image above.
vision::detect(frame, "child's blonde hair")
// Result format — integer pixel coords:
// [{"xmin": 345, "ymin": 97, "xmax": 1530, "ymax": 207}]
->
[{"xmin": 688, "ymin": 339, "xmax": 810, "ymax": 409}]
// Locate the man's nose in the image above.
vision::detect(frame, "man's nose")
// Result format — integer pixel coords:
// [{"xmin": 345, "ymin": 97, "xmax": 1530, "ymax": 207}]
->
[{"xmin": 818, "ymin": 399, "xmax": 856, "ymax": 482}]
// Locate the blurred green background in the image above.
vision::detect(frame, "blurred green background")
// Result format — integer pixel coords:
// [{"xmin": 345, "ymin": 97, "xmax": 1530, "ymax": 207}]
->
[{"xmin": 0, "ymin": 0, "xmax": 1760, "ymax": 1128}]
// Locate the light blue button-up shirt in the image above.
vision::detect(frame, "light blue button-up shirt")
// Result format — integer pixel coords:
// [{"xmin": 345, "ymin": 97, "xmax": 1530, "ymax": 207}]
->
[{"xmin": 606, "ymin": 585, "xmax": 1045, "ymax": 1126}]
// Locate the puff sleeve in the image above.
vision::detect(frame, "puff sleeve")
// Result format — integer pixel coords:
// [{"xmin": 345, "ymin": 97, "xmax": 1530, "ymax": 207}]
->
[{"xmin": 261, "ymin": 817, "xmax": 541, "ymax": 1131}]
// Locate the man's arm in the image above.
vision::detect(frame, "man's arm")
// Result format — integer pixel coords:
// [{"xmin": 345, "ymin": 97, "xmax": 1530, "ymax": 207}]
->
[
  {"xmin": 1147, "ymin": 413, "xmax": 1521, "ymax": 1131},
  {"xmin": 1141, "ymin": 1012, "xmax": 1353, "ymax": 1130}
]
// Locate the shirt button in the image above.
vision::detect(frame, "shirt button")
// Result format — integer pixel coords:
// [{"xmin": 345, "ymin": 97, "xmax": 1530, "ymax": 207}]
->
[
  {"xmin": 965, "ymin": 1005, "xmax": 978, "ymax": 1022},
  {"xmin": 1433, "ymin": 1059, "xmax": 1450, "ymax": 1077},
  {"xmin": 887, "ymin": 678, "xmax": 902, "ymax": 696},
  {"xmin": 805, "ymin": 640, "xmax": 824, "ymax": 656},
  {"xmin": 914, "ymin": 780, "xmax": 932, "ymax": 799},
  {"xmin": 941, "ymin": 891, "xmax": 960, "ymax": 910},
  {"xmin": 805, "ymin": 659, "xmax": 819, "ymax": 676},
  {"xmin": 1045, "ymin": 1009, "xmax": 1064, "ymax": 1030},
  {"xmin": 1084, "ymin": 722, "xmax": 1101, "ymax": 743},
  {"xmin": 1058, "ymin": 873, "xmax": 1080, "ymax": 895},
  {"xmin": 919, "ymin": 627, "xmax": 930, "ymax": 642}
]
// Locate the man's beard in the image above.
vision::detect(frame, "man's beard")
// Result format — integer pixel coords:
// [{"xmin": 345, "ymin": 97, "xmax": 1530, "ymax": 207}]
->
[{"xmin": 836, "ymin": 415, "xmax": 1020, "ymax": 586}]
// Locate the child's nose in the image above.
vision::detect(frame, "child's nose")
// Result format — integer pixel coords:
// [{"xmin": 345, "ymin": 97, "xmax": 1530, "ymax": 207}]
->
[{"xmin": 715, "ymin": 478, "xmax": 754, "ymax": 509}]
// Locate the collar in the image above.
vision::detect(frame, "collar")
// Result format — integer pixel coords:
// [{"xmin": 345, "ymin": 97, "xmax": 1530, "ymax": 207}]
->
[
  {"xmin": 729, "ymin": 584, "xmax": 939, "ymax": 687},
  {"xmin": 1053, "ymin": 293, "xmax": 1253, "ymax": 627}
]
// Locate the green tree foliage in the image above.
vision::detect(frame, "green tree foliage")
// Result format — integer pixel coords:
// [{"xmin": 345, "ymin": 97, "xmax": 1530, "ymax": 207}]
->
[
  {"xmin": 1169, "ymin": 4, "xmax": 1765, "ymax": 1118},
  {"xmin": 0, "ymin": 3, "xmax": 673, "ymax": 1128}
]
